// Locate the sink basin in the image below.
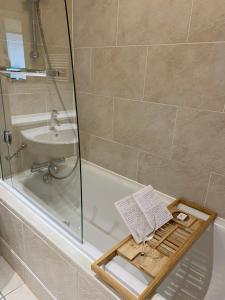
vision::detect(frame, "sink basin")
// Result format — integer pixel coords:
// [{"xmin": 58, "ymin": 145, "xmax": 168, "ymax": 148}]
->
[{"xmin": 21, "ymin": 123, "xmax": 78, "ymax": 145}]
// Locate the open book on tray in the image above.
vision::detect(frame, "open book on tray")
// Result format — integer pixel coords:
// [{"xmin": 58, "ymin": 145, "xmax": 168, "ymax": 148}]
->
[{"xmin": 115, "ymin": 185, "xmax": 173, "ymax": 244}]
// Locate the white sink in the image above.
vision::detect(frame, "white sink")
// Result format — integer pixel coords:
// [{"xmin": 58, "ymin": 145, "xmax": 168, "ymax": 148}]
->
[{"xmin": 21, "ymin": 123, "xmax": 78, "ymax": 145}]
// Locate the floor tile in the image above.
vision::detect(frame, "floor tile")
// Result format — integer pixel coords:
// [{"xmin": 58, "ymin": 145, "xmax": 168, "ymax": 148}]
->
[
  {"xmin": 0, "ymin": 257, "xmax": 24, "ymax": 297},
  {"xmin": 5, "ymin": 285, "xmax": 38, "ymax": 300}
]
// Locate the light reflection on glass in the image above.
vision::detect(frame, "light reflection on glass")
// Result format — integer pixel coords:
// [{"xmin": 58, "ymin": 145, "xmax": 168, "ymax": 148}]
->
[{"xmin": 6, "ymin": 32, "xmax": 26, "ymax": 80}]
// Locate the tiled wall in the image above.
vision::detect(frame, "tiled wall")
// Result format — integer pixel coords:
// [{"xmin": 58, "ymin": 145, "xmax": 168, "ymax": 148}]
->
[
  {"xmin": 0, "ymin": 200, "xmax": 118, "ymax": 300},
  {"xmin": 0, "ymin": 0, "xmax": 74, "ymax": 115},
  {"xmin": 74, "ymin": 0, "xmax": 225, "ymax": 218},
  {"xmin": 0, "ymin": 0, "xmax": 75, "ymax": 174}
]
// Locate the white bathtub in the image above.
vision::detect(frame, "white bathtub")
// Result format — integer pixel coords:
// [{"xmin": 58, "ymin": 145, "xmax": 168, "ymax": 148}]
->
[{"xmin": 3, "ymin": 161, "xmax": 225, "ymax": 299}]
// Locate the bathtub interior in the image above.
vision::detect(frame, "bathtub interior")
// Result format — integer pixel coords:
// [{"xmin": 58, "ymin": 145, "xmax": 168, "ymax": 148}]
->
[
  {"xmin": 10, "ymin": 158, "xmax": 83, "ymax": 241},
  {"xmin": 13, "ymin": 160, "xmax": 171, "ymax": 251}
]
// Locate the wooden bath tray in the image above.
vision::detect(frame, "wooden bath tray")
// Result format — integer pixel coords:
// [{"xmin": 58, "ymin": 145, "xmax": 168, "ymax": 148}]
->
[{"xmin": 91, "ymin": 199, "xmax": 217, "ymax": 300}]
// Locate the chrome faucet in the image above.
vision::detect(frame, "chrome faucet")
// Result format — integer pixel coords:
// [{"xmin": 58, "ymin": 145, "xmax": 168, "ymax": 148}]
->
[
  {"xmin": 31, "ymin": 158, "xmax": 65, "ymax": 184},
  {"xmin": 49, "ymin": 109, "xmax": 60, "ymax": 132},
  {"xmin": 31, "ymin": 158, "xmax": 65, "ymax": 173}
]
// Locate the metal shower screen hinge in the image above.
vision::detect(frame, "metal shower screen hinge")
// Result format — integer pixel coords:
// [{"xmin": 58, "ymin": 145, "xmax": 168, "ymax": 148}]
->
[{"xmin": 3, "ymin": 130, "xmax": 12, "ymax": 145}]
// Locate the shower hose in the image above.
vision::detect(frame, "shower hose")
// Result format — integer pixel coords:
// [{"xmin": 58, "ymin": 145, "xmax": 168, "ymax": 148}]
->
[{"xmin": 35, "ymin": 0, "xmax": 80, "ymax": 180}]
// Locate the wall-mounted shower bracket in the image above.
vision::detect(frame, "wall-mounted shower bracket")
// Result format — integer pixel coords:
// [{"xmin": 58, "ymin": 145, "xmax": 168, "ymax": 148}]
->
[{"xmin": 0, "ymin": 67, "xmax": 60, "ymax": 79}]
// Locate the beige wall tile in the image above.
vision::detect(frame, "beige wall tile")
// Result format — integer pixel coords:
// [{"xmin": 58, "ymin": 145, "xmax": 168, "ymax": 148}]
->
[
  {"xmin": 0, "ymin": 238, "xmax": 25, "ymax": 281},
  {"xmin": 118, "ymin": 0, "xmax": 192, "ymax": 45},
  {"xmin": 9, "ymin": 93, "xmax": 47, "ymax": 116},
  {"xmin": 74, "ymin": 48, "xmax": 91, "ymax": 92},
  {"xmin": 46, "ymin": 88, "xmax": 74, "ymax": 112},
  {"xmin": 80, "ymin": 132, "xmax": 138, "ymax": 180},
  {"xmin": 0, "ymin": 203, "xmax": 25, "ymax": 259},
  {"xmin": 43, "ymin": 46, "xmax": 72, "ymax": 82},
  {"xmin": 24, "ymin": 269, "xmax": 56, "ymax": 300},
  {"xmin": 11, "ymin": 78, "xmax": 47, "ymax": 96},
  {"xmin": 0, "ymin": 40, "xmax": 12, "ymax": 67},
  {"xmin": 74, "ymin": 0, "xmax": 118, "ymax": 47},
  {"xmin": 114, "ymin": 99, "xmax": 177, "ymax": 157},
  {"xmin": 78, "ymin": 269, "xmax": 118, "ymax": 300},
  {"xmin": 0, "ymin": 0, "xmax": 70, "ymax": 51},
  {"xmin": 0, "ymin": 0, "xmax": 30, "ymax": 43},
  {"xmin": 37, "ymin": 0, "xmax": 70, "ymax": 48},
  {"xmin": 23, "ymin": 225, "xmax": 77, "ymax": 300},
  {"xmin": 0, "ymin": 200, "xmax": 118, "ymax": 300},
  {"xmin": 189, "ymin": 0, "xmax": 225, "ymax": 42},
  {"xmin": 172, "ymin": 108, "xmax": 225, "ymax": 173},
  {"xmin": 205, "ymin": 173, "xmax": 225, "ymax": 218},
  {"xmin": 92, "ymin": 46, "xmax": 147, "ymax": 99},
  {"xmin": 137, "ymin": 152, "xmax": 210, "ymax": 204},
  {"xmin": 0, "ymin": 144, "xmax": 11, "ymax": 179},
  {"xmin": 145, "ymin": 44, "xmax": 225, "ymax": 111},
  {"xmin": 77, "ymin": 93, "xmax": 113, "ymax": 139},
  {"xmin": 0, "ymin": 77, "xmax": 15, "ymax": 96},
  {"xmin": 21, "ymin": 140, "xmax": 74, "ymax": 171}
]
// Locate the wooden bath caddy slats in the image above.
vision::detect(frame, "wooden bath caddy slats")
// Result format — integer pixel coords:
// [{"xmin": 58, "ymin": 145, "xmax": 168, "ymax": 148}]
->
[{"xmin": 91, "ymin": 199, "xmax": 217, "ymax": 300}]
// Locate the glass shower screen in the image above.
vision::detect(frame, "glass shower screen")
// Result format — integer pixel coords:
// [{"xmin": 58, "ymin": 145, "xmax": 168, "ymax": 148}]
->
[{"xmin": 0, "ymin": 0, "xmax": 83, "ymax": 242}]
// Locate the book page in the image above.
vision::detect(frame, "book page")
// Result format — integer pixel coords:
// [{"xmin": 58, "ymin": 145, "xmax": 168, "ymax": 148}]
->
[
  {"xmin": 133, "ymin": 185, "xmax": 173, "ymax": 230},
  {"xmin": 115, "ymin": 195, "xmax": 153, "ymax": 244}
]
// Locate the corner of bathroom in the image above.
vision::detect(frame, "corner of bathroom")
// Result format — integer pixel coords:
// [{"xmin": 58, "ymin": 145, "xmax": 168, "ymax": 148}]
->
[{"xmin": 0, "ymin": 0, "xmax": 224, "ymax": 299}]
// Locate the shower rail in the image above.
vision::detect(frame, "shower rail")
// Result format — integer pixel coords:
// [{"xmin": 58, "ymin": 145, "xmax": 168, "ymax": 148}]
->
[{"xmin": 0, "ymin": 66, "xmax": 60, "ymax": 78}]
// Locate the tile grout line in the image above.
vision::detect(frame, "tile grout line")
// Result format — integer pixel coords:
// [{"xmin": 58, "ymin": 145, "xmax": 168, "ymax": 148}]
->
[
  {"xmin": 0, "ymin": 201, "xmax": 77, "ymax": 268},
  {"xmin": 0, "ymin": 237, "xmax": 56, "ymax": 300},
  {"xmin": 115, "ymin": 0, "xmax": 120, "ymax": 46},
  {"xmin": 81, "ymin": 131, "xmax": 138, "ymax": 151},
  {"xmin": 135, "ymin": 151, "xmax": 140, "ymax": 182},
  {"xmin": 0, "ymin": 37, "xmax": 69, "ymax": 50},
  {"xmin": 77, "ymin": 91, "xmax": 225, "ymax": 114},
  {"xmin": 1, "ymin": 284, "xmax": 26, "ymax": 300},
  {"xmin": 21, "ymin": 222, "xmax": 26, "ymax": 280},
  {"xmin": 142, "ymin": 47, "xmax": 149, "ymax": 99},
  {"xmin": 82, "ymin": 131, "xmax": 187, "ymax": 168},
  {"xmin": 169, "ymin": 107, "xmax": 179, "ymax": 160},
  {"xmin": 77, "ymin": 91, "xmax": 178, "ymax": 107},
  {"xmin": 74, "ymin": 40, "xmax": 225, "ymax": 50},
  {"xmin": 203, "ymin": 172, "xmax": 213, "ymax": 207},
  {"xmin": 0, "ymin": 291, "xmax": 6, "ymax": 300},
  {"xmin": 89, "ymin": 48, "xmax": 93, "ymax": 91},
  {"xmin": 112, "ymin": 97, "xmax": 115, "ymax": 140},
  {"xmin": 222, "ymin": 100, "xmax": 225, "ymax": 113},
  {"xmin": 186, "ymin": 0, "xmax": 194, "ymax": 42},
  {"xmin": 82, "ymin": 130, "xmax": 222, "ymax": 176}
]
